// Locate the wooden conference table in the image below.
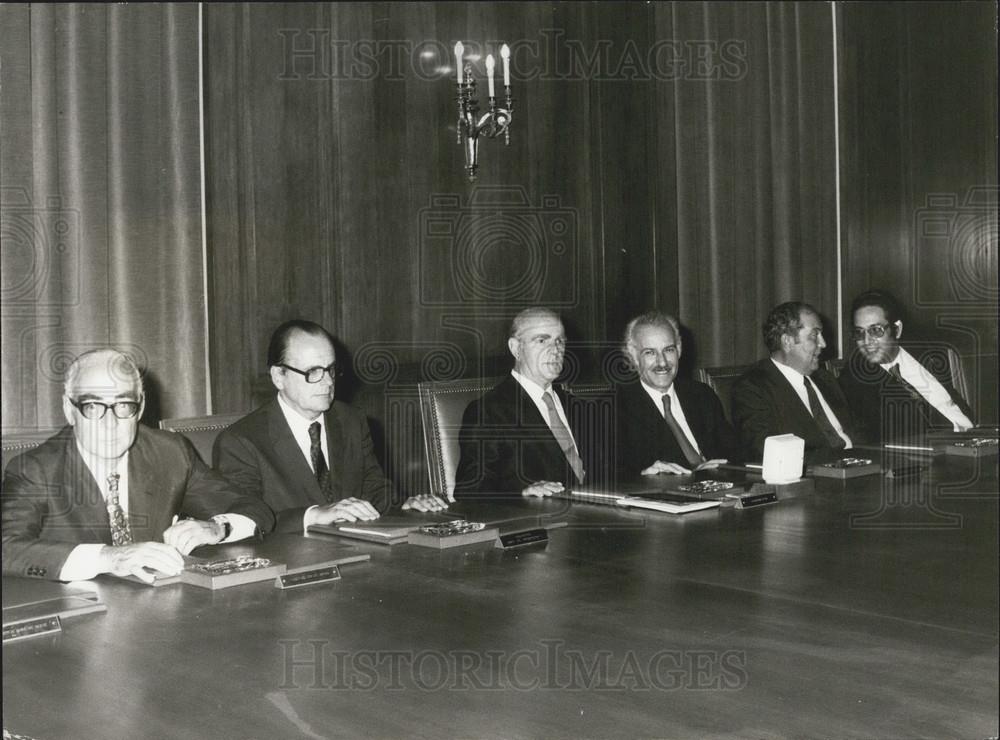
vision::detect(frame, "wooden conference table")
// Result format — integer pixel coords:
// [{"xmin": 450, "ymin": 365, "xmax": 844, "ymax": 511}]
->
[{"xmin": 3, "ymin": 453, "xmax": 997, "ymax": 739}]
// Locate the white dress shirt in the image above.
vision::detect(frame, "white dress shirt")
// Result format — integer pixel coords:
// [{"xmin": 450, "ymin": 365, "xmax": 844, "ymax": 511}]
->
[
  {"xmin": 770, "ymin": 359, "xmax": 853, "ymax": 449},
  {"xmin": 511, "ymin": 370, "xmax": 580, "ymax": 454},
  {"xmin": 59, "ymin": 440, "xmax": 254, "ymax": 582},
  {"xmin": 880, "ymin": 347, "xmax": 973, "ymax": 432},
  {"xmin": 640, "ymin": 380, "xmax": 702, "ymax": 455},
  {"xmin": 277, "ymin": 394, "xmax": 331, "ymax": 529}
]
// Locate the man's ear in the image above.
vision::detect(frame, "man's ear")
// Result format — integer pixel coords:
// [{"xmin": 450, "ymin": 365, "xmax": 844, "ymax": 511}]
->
[
  {"xmin": 892, "ymin": 320, "xmax": 903, "ymax": 339},
  {"xmin": 137, "ymin": 394, "xmax": 147, "ymax": 419},
  {"xmin": 507, "ymin": 337, "xmax": 520, "ymax": 361},
  {"xmin": 269, "ymin": 365, "xmax": 286, "ymax": 391},
  {"xmin": 61, "ymin": 395, "xmax": 76, "ymax": 427}
]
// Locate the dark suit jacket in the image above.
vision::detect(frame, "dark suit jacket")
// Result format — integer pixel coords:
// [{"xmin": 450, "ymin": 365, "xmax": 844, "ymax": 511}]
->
[
  {"xmin": 453, "ymin": 375, "xmax": 587, "ymax": 499},
  {"xmin": 1, "ymin": 425, "xmax": 274, "ymax": 580},
  {"xmin": 731, "ymin": 359, "xmax": 857, "ymax": 463},
  {"xmin": 615, "ymin": 378, "xmax": 741, "ymax": 478},
  {"xmin": 837, "ymin": 347, "xmax": 974, "ymax": 444},
  {"xmin": 213, "ymin": 398, "xmax": 393, "ymax": 533}
]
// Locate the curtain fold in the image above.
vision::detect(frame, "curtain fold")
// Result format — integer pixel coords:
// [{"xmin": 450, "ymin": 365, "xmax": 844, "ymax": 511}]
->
[
  {"xmin": 656, "ymin": 1, "xmax": 838, "ymax": 367},
  {"xmin": 1, "ymin": 3, "xmax": 207, "ymax": 433}
]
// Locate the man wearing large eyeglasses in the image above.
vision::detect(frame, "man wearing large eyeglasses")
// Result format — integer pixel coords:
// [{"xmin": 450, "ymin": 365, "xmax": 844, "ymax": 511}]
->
[
  {"xmin": 1, "ymin": 349, "xmax": 274, "ymax": 582},
  {"xmin": 214, "ymin": 320, "xmax": 446, "ymax": 533},
  {"xmin": 838, "ymin": 290, "xmax": 974, "ymax": 443}
]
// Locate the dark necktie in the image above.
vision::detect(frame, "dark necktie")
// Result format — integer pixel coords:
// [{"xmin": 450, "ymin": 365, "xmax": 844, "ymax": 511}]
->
[
  {"xmin": 887, "ymin": 364, "xmax": 924, "ymax": 401},
  {"xmin": 541, "ymin": 391, "xmax": 585, "ymax": 483},
  {"xmin": 308, "ymin": 422, "xmax": 331, "ymax": 498},
  {"xmin": 804, "ymin": 377, "xmax": 846, "ymax": 450},
  {"xmin": 661, "ymin": 393, "xmax": 704, "ymax": 467},
  {"xmin": 106, "ymin": 473, "xmax": 132, "ymax": 546}
]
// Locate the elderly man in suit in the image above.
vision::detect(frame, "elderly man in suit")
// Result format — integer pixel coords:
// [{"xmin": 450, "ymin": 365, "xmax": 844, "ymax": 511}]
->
[
  {"xmin": 838, "ymin": 289, "xmax": 974, "ymax": 443},
  {"xmin": 615, "ymin": 311, "xmax": 740, "ymax": 478},
  {"xmin": 214, "ymin": 320, "xmax": 446, "ymax": 534},
  {"xmin": 731, "ymin": 301, "xmax": 856, "ymax": 462},
  {"xmin": 454, "ymin": 308, "xmax": 587, "ymax": 499},
  {"xmin": 1, "ymin": 349, "xmax": 273, "ymax": 582}
]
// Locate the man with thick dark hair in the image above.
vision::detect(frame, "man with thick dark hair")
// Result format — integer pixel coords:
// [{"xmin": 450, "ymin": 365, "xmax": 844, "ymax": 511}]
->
[
  {"xmin": 215, "ymin": 320, "xmax": 445, "ymax": 533},
  {"xmin": 731, "ymin": 302, "xmax": 856, "ymax": 462},
  {"xmin": 838, "ymin": 289, "xmax": 974, "ymax": 443}
]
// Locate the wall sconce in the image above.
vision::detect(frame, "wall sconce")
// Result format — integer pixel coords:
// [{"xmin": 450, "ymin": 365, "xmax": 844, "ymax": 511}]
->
[{"xmin": 454, "ymin": 41, "xmax": 512, "ymax": 182}]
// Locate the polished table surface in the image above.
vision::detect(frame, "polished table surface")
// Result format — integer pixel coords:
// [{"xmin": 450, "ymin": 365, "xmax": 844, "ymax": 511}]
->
[{"xmin": 3, "ymin": 454, "xmax": 997, "ymax": 739}]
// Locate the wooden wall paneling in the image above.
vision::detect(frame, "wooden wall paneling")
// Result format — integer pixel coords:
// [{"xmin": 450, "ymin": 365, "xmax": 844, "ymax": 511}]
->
[
  {"xmin": 205, "ymin": 5, "xmax": 258, "ymax": 413},
  {"xmin": 838, "ymin": 1, "xmax": 998, "ymax": 422},
  {"xmin": 591, "ymin": 3, "xmax": 658, "ymax": 349}
]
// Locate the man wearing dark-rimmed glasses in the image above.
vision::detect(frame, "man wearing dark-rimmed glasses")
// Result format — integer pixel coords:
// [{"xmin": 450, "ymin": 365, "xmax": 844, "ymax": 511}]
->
[
  {"xmin": 1, "ymin": 349, "xmax": 273, "ymax": 582},
  {"xmin": 214, "ymin": 320, "xmax": 446, "ymax": 533},
  {"xmin": 838, "ymin": 290, "xmax": 974, "ymax": 443}
]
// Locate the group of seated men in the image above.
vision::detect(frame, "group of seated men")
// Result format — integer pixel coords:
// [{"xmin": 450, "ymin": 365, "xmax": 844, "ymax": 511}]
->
[{"xmin": 0, "ymin": 290, "xmax": 974, "ymax": 582}]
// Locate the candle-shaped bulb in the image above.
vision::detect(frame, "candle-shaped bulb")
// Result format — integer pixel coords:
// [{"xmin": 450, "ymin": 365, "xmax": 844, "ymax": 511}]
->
[
  {"xmin": 485, "ymin": 53, "xmax": 496, "ymax": 98},
  {"xmin": 500, "ymin": 44, "xmax": 511, "ymax": 87},
  {"xmin": 454, "ymin": 42, "xmax": 464, "ymax": 85}
]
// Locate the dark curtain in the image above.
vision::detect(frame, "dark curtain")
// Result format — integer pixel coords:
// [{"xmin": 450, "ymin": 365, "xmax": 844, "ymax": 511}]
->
[
  {"xmin": 653, "ymin": 2, "xmax": 838, "ymax": 367},
  {"xmin": 1, "ymin": 4, "xmax": 207, "ymax": 434}
]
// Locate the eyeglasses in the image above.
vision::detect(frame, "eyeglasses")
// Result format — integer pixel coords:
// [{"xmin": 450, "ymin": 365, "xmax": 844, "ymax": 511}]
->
[
  {"xmin": 279, "ymin": 362, "xmax": 341, "ymax": 384},
  {"xmin": 851, "ymin": 323, "xmax": 891, "ymax": 341},
  {"xmin": 69, "ymin": 399, "xmax": 141, "ymax": 420}
]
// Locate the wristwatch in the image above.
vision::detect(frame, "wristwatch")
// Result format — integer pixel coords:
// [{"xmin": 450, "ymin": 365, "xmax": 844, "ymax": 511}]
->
[{"xmin": 213, "ymin": 516, "xmax": 232, "ymax": 542}]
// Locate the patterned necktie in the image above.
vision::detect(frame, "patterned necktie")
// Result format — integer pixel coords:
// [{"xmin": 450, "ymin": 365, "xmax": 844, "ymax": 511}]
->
[
  {"xmin": 804, "ymin": 377, "xmax": 846, "ymax": 450},
  {"xmin": 541, "ymin": 391, "xmax": 585, "ymax": 483},
  {"xmin": 887, "ymin": 364, "xmax": 924, "ymax": 401},
  {"xmin": 661, "ymin": 393, "xmax": 704, "ymax": 467},
  {"xmin": 106, "ymin": 473, "xmax": 132, "ymax": 546},
  {"xmin": 309, "ymin": 421, "xmax": 331, "ymax": 498}
]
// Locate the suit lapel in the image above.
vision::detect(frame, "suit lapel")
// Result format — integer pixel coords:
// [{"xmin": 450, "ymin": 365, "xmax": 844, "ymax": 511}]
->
[
  {"xmin": 61, "ymin": 438, "xmax": 110, "ymax": 543},
  {"xmin": 268, "ymin": 400, "xmax": 323, "ymax": 500},
  {"xmin": 324, "ymin": 406, "xmax": 345, "ymax": 501},
  {"xmin": 127, "ymin": 428, "xmax": 161, "ymax": 537},
  {"xmin": 674, "ymin": 380, "xmax": 707, "ymax": 450},
  {"xmin": 763, "ymin": 360, "xmax": 816, "ymax": 430}
]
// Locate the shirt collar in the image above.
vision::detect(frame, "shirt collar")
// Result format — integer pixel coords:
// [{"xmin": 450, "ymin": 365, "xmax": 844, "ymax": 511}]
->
[
  {"xmin": 74, "ymin": 439, "xmax": 128, "ymax": 486},
  {"xmin": 879, "ymin": 346, "xmax": 912, "ymax": 372},
  {"xmin": 771, "ymin": 357, "xmax": 808, "ymax": 385},
  {"xmin": 511, "ymin": 369, "xmax": 553, "ymax": 404},
  {"xmin": 277, "ymin": 393, "xmax": 326, "ymax": 436},
  {"xmin": 640, "ymin": 379, "xmax": 678, "ymax": 407}
]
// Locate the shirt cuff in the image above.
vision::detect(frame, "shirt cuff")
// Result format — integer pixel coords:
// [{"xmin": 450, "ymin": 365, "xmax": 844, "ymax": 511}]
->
[
  {"xmin": 303, "ymin": 505, "xmax": 319, "ymax": 531},
  {"xmin": 214, "ymin": 513, "xmax": 256, "ymax": 542},
  {"xmin": 58, "ymin": 543, "xmax": 108, "ymax": 582}
]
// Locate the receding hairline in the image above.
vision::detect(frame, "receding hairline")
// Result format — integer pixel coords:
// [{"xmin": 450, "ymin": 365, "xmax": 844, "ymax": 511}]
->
[
  {"xmin": 509, "ymin": 308, "xmax": 563, "ymax": 339},
  {"xmin": 623, "ymin": 312, "xmax": 681, "ymax": 356},
  {"xmin": 64, "ymin": 349, "xmax": 144, "ymax": 397}
]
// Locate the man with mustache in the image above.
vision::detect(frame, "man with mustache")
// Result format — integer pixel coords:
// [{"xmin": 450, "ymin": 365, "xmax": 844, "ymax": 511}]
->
[
  {"xmin": 2, "ymin": 349, "xmax": 273, "ymax": 582},
  {"xmin": 838, "ymin": 290, "xmax": 973, "ymax": 444},
  {"xmin": 454, "ymin": 308, "xmax": 587, "ymax": 498},
  {"xmin": 731, "ymin": 301, "xmax": 856, "ymax": 462},
  {"xmin": 214, "ymin": 320, "xmax": 446, "ymax": 533},
  {"xmin": 615, "ymin": 312, "xmax": 739, "ymax": 478}
]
